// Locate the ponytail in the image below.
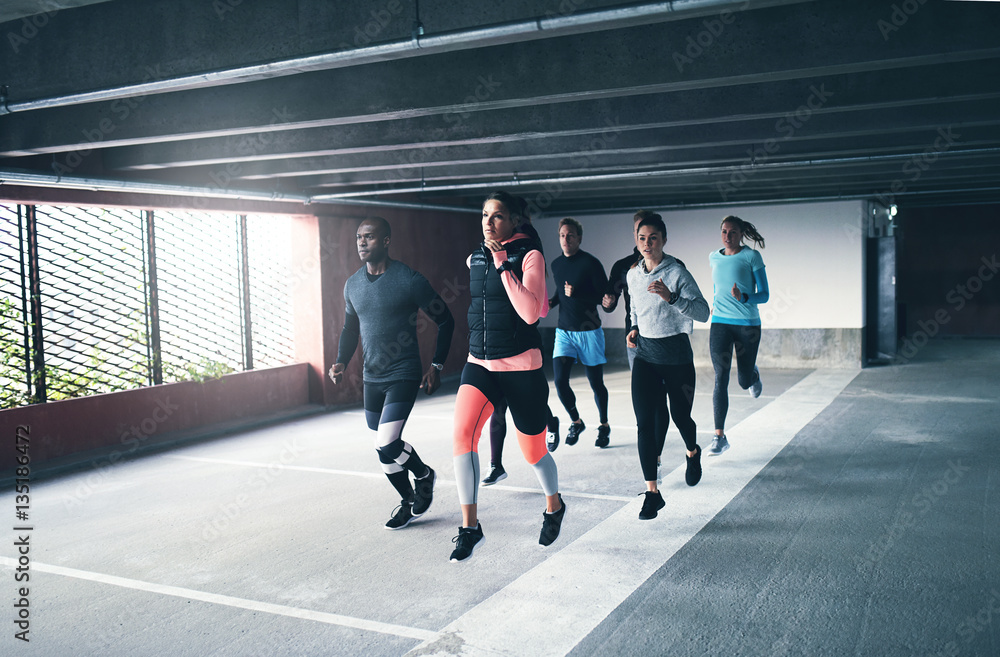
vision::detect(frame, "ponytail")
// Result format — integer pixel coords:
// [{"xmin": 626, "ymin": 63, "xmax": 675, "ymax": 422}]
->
[{"xmin": 722, "ymin": 215, "xmax": 765, "ymax": 249}]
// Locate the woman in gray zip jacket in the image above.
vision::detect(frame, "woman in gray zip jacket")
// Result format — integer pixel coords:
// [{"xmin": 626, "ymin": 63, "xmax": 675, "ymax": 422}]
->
[{"xmin": 626, "ymin": 211, "xmax": 710, "ymax": 521}]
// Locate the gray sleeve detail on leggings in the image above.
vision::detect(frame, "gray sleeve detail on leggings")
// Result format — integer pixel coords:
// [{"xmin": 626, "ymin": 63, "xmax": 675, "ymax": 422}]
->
[
  {"xmin": 531, "ymin": 453, "xmax": 559, "ymax": 497},
  {"xmin": 453, "ymin": 452, "xmax": 481, "ymax": 505}
]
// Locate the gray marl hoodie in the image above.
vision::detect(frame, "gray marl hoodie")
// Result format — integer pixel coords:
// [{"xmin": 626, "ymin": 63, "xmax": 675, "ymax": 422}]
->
[{"xmin": 627, "ymin": 254, "xmax": 710, "ymax": 338}]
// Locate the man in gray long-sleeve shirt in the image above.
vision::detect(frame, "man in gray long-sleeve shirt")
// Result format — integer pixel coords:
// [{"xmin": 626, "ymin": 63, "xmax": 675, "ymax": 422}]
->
[{"xmin": 329, "ymin": 217, "xmax": 454, "ymax": 531}]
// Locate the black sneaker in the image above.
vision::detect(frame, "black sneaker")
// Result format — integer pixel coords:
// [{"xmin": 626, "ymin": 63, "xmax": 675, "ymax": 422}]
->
[
  {"xmin": 539, "ymin": 495, "xmax": 566, "ymax": 546},
  {"xmin": 385, "ymin": 502, "xmax": 415, "ymax": 530},
  {"xmin": 595, "ymin": 424, "xmax": 610, "ymax": 448},
  {"xmin": 566, "ymin": 420, "xmax": 585, "ymax": 446},
  {"xmin": 547, "ymin": 416, "xmax": 560, "ymax": 452},
  {"xmin": 638, "ymin": 490, "xmax": 665, "ymax": 520},
  {"xmin": 685, "ymin": 446, "xmax": 702, "ymax": 486},
  {"xmin": 481, "ymin": 464, "xmax": 507, "ymax": 486},
  {"xmin": 450, "ymin": 523, "xmax": 485, "ymax": 562},
  {"xmin": 412, "ymin": 467, "xmax": 435, "ymax": 516}
]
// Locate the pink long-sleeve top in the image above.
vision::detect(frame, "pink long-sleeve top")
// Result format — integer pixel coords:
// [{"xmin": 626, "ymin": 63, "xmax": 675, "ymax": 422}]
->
[{"xmin": 467, "ymin": 233, "xmax": 547, "ymax": 372}]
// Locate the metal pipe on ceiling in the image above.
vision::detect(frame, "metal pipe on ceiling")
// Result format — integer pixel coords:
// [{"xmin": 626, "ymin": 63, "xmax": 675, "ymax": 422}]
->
[
  {"xmin": 1, "ymin": 0, "xmax": 813, "ymax": 114},
  {"xmin": 0, "ymin": 169, "xmax": 474, "ymax": 213},
  {"xmin": 308, "ymin": 146, "xmax": 1000, "ymax": 200}
]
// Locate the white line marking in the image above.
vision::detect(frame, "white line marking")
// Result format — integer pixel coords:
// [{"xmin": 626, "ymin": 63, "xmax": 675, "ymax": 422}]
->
[
  {"xmin": 0, "ymin": 557, "xmax": 438, "ymax": 642},
  {"xmin": 483, "ymin": 483, "xmax": 634, "ymax": 503},
  {"xmin": 166, "ymin": 455, "xmax": 386, "ymax": 479},
  {"xmin": 165, "ymin": 455, "xmax": 635, "ymax": 502},
  {"xmin": 406, "ymin": 368, "xmax": 860, "ymax": 657}
]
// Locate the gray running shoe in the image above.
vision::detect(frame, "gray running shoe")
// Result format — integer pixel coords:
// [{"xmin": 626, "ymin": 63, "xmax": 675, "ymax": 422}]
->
[
  {"xmin": 750, "ymin": 366, "xmax": 763, "ymax": 398},
  {"xmin": 707, "ymin": 434, "xmax": 730, "ymax": 456}
]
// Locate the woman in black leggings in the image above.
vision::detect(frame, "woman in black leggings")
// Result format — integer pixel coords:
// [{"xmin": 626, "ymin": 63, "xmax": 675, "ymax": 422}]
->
[
  {"xmin": 707, "ymin": 216, "xmax": 769, "ymax": 456},
  {"xmin": 626, "ymin": 212, "xmax": 710, "ymax": 520}
]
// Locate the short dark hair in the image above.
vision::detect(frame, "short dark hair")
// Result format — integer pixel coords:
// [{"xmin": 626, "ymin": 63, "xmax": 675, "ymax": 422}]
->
[
  {"xmin": 360, "ymin": 216, "xmax": 391, "ymax": 239},
  {"xmin": 559, "ymin": 217, "xmax": 582, "ymax": 238}
]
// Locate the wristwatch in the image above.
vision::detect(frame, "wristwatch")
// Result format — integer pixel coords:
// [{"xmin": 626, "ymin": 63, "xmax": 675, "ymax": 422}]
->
[
  {"xmin": 497, "ymin": 260, "xmax": 512, "ymax": 273},
  {"xmin": 431, "ymin": 362, "xmax": 444, "ymax": 371}
]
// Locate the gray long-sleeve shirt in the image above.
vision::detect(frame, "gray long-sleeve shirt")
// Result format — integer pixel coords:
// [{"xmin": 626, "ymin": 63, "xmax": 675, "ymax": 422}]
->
[{"xmin": 627, "ymin": 255, "xmax": 710, "ymax": 339}]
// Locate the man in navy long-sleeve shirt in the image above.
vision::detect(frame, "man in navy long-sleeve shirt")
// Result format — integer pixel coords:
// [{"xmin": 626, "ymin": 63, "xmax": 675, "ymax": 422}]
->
[
  {"xmin": 549, "ymin": 217, "xmax": 611, "ymax": 449},
  {"xmin": 329, "ymin": 216, "xmax": 454, "ymax": 530}
]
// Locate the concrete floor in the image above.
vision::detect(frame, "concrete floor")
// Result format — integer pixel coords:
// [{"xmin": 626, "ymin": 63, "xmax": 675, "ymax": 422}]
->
[{"xmin": 2, "ymin": 339, "xmax": 997, "ymax": 656}]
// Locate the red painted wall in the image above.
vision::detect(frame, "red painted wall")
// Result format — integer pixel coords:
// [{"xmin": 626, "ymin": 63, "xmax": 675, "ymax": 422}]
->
[{"xmin": 0, "ymin": 364, "xmax": 310, "ymax": 472}]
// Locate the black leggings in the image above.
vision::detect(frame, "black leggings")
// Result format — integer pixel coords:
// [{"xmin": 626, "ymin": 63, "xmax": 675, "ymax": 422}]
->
[
  {"xmin": 488, "ymin": 398, "xmax": 558, "ymax": 467},
  {"xmin": 553, "ymin": 357, "xmax": 609, "ymax": 424},
  {"xmin": 631, "ymin": 358, "xmax": 697, "ymax": 482},
  {"xmin": 710, "ymin": 322, "xmax": 761, "ymax": 431}
]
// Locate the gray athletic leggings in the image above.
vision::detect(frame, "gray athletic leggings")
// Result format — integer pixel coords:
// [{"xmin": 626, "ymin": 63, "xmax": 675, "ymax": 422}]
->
[{"xmin": 710, "ymin": 322, "xmax": 761, "ymax": 431}]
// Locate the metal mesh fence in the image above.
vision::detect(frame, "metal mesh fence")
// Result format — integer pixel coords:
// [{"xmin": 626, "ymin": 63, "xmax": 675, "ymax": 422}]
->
[
  {"xmin": 33, "ymin": 205, "xmax": 150, "ymax": 400},
  {"xmin": 0, "ymin": 205, "xmax": 31, "ymax": 408},
  {"xmin": 246, "ymin": 213, "xmax": 295, "ymax": 368},
  {"xmin": 153, "ymin": 209, "xmax": 245, "ymax": 382},
  {"xmin": 0, "ymin": 203, "xmax": 296, "ymax": 409}
]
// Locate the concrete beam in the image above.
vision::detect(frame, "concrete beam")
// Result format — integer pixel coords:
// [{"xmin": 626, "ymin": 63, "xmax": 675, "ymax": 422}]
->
[{"xmin": 1, "ymin": 2, "xmax": 998, "ymax": 156}]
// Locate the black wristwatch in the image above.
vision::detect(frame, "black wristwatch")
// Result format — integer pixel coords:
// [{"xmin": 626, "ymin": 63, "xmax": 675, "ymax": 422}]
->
[{"xmin": 668, "ymin": 291, "xmax": 678, "ymax": 305}]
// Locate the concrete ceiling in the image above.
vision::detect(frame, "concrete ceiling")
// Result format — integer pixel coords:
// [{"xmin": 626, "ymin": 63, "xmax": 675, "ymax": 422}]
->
[{"xmin": 1, "ymin": 0, "xmax": 999, "ymax": 214}]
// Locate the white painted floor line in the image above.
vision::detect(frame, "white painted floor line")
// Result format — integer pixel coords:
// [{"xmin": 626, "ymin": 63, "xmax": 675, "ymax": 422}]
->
[
  {"xmin": 165, "ymin": 455, "xmax": 386, "ymax": 479},
  {"xmin": 0, "ymin": 557, "xmax": 438, "ymax": 642},
  {"xmin": 406, "ymin": 368, "xmax": 860, "ymax": 657},
  {"xmin": 166, "ymin": 455, "xmax": 634, "ymax": 502},
  {"xmin": 482, "ymin": 483, "xmax": 634, "ymax": 503}
]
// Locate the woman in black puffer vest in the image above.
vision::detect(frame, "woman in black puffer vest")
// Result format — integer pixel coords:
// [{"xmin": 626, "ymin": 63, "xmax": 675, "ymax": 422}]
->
[{"xmin": 447, "ymin": 191, "xmax": 566, "ymax": 563}]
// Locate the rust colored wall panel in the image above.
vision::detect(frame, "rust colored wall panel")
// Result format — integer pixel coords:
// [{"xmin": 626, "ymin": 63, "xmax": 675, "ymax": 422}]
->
[{"xmin": 0, "ymin": 363, "xmax": 310, "ymax": 472}]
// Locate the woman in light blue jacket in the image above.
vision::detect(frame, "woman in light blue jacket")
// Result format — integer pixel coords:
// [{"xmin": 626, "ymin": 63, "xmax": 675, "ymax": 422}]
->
[
  {"xmin": 707, "ymin": 216, "xmax": 769, "ymax": 457},
  {"xmin": 626, "ymin": 211, "xmax": 710, "ymax": 521}
]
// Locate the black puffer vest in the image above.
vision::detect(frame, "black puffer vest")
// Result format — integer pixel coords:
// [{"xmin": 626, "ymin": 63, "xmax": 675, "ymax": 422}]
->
[{"xmin": 467, "ymin": 237, "xmax": 544, "ymax": 360}]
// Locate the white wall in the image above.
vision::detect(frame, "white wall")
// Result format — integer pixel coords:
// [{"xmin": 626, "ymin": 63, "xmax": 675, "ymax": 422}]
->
[{"xmin": 535, "ymin": 200, "xmax": 865, "ymax": 331}]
